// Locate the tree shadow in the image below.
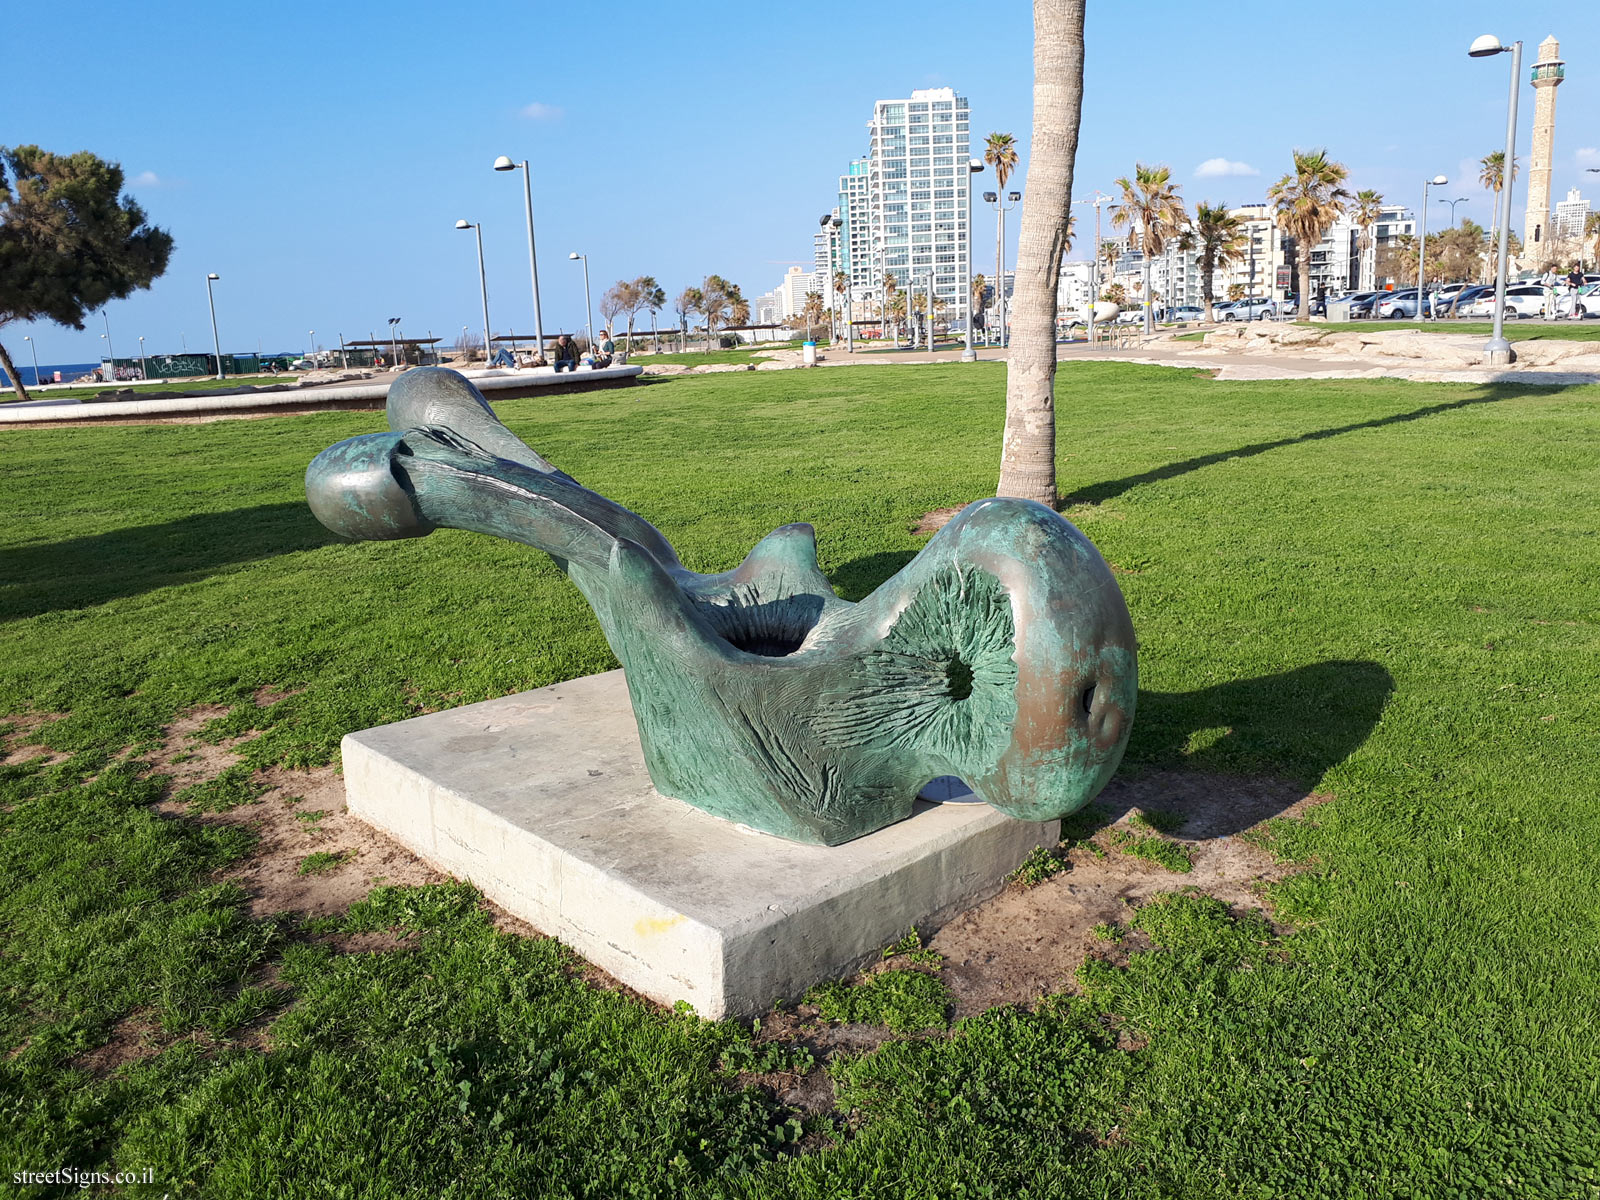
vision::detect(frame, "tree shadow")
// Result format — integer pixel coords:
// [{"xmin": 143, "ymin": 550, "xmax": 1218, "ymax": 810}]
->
[
  {"xmin": 1062, "ymin": 385, "xmax": 1521, "ymax": 507},
  {"xmin": 1, "ymin": 503, "xmax": 337, "ymax": 622}
]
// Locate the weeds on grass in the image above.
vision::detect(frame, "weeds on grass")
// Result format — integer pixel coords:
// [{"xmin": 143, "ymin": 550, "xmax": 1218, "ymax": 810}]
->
[
  {"xmin": 297, "ymin": 850, "xmax": 350, "ymax": 876},
  {"xmin": 806, "ymin": 971, "xmax": 950, "ymax": 1033},
  {"xmin": 1007, "ymin": 844, "xmax": 1067, "ymax": 887},
  {"xmin": 881, "ymin": 928, "xmax": 942, "ymax": 965},
  {"xmin": 173, "ymin": 764, "xmax": 265, "ymax": 813},
  {"xmin": 1108, "ymin": 828, "xmax": 1193, "ymax": 873}
]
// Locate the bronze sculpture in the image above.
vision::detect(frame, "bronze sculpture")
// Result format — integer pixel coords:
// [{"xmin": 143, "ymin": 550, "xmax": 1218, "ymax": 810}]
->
[{"xmin": 307, "ymin": 368, "xmax": 1136, "ymax": 845}]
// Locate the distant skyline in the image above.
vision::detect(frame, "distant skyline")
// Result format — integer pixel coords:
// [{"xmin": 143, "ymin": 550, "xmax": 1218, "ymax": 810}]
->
[{"xmin": 8, "ymin": 0, "xmax": 1595, "ymax": 364}]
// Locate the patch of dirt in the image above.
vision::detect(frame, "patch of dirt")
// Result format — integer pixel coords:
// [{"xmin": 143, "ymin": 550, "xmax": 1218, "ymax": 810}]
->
[
  {"xmin": 928, "ymin": 770, "xmax": 1326, "ymax": 1017},
  {"xmin": 0, "ymin": 711, "xmax": 71, "ymax": 767},
  {"xmin": 253, "ymin": 684, "xmax": 303, "ymax": 707},
  {"xmin": 71, "ymin": 1010, "xmax": 163, "ymax": 1077},
  {"xmin": 913, "ymin": 506, "xmax": 963, "ymax": 536}
]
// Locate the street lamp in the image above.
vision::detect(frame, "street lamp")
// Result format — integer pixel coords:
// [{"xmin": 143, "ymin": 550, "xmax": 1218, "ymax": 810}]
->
[
  {"xmin": 569, "ymin": 252, "xmax": 593, "ymax": 349},
  {"xmin": 821, "ymin": 213, "xmax": 853, "ymax": 354},
  {"xmin": 138, "ymin": 335, "xmax": 146, "ymax": 381},
  {"xmin": 456, "ymin": 219, "xmax": 494, "ymax": 368},
  {"xmin": 984, "ymin": 189, "xmax": 1022, "ymax": 347},
  {"xmin": 963, "ymin": 158, "xmax": 983, "ymax": 361},
  {"xmin": 1417, "ymin": 174, "xmax": 1448, "ymax": 322},
  {"xmin": 1439, "ymin": 196, "xmax": 1469, "ymax": 228},
  {"xmin": 386, "ymin": 316, "xmax": 402, "ymax": 367},
  {"xmin": 22, "ymin": 335, "xmax": 40, "ymax": 388},
  {"xmin": 101, "ymin": 310, "xmax": 114, "ymax": 378},
  {"xmin": 307, "ymin": 330, "xmax": 315, "ymax": 365},
  {"xmin": 205, "ymin": 273, "xmax": 223, "ymax": 379},
  {"xmin": 1469, "ymin": 33, "xmax": 1522, "ymax": 364},
  {"xmin": 493, "ymin": 156, "xmax": 546, "ymax": 361}
]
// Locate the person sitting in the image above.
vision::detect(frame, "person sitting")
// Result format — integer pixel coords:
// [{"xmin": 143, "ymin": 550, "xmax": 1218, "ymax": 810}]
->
[
  {"xmin": 593, "ymin": 329, "xmax": 616, "ymax": 368},
  {"xmin": 552, "ymin": 334, "xmax": 579, "ymax": 373}
]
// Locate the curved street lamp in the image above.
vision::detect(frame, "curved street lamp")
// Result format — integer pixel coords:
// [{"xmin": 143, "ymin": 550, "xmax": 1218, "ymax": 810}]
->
[
  {"xmin": 569, "ymin": 252, "xmax": 593, "ymax": 349},
  {"xmin": 1418, "ymin": 174, "xmax": 1448, "ymax": 322},
  {"xmin": 205, "ymin": 274, "xmax": 223, "ymax": 379},
  {"xmin": 1469, "ymin": 33, "xmax": 1522, "ymax": 363},
  {"xmin": 493, "ymin": 156, "xmax": 546, "ymax": 359},
  {"xmin": 963, "ymin": 158, "xmax": 983, "ymax": 361},
  {"xmin": 456, "ymin": 219, "xmax": 493, "ymax": 368},
  {"xmin": 22, "ymin": 334, "xmax": 41, "ymax": 389}
]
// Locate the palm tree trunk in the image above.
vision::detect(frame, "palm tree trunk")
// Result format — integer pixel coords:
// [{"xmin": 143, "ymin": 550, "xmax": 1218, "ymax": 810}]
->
[
  {"xmin": 1202, "ymin": 252, "xmax": 1215, "ymax": 322},
  {"xmin": 1298, "ymin": 257, "xmax": 1311, "ymax": 321},
  {"xmin": 997, "ymin": 0, "xmax": 1084, "ymax": 506},
  {"xmin": 0, "ymin": 338, "xmax": 32, "ymax": 402}
]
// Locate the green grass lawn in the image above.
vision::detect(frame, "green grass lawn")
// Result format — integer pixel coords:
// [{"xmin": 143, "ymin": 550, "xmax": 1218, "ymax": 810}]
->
[
  {"xmin": 6, "ymin": 375, "xmax": 302, "ymax": 404},
  {"xmin": 3, "ymin": 362, "xmax": 1598, "ymax": 1196},
  {"xmin": 1306, "ymin": 319, "xmax": 1600, "ymax": 342}
]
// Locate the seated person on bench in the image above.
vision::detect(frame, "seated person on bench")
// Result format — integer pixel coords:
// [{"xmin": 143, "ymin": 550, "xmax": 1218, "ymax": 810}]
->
[{"xmin": 552, "ymin": 333, "xmax": 579, "ymax": 372}]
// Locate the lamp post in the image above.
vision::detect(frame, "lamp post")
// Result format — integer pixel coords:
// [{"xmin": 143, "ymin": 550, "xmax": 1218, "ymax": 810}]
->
[
  {"xmin": 23, "ymin": 335, "xmax": 40, "ymax": 388},
  {"xmin": 822, "ymin": 214, "xmax": 853, "ymax": 353},
  {"xmin": 138, "ymin": 335, "xmax": 146, "ymax": 381},
  {"xmin": 493, "ymin": 156, "xmax": 546, "ymax": 361},
  {"xmin": 455, "ymin": 219, "xmax": 494, "ymax": 368},
  {"xmin": 1469, "ymin": 34, "xmax": 1523, "ymax": 364},
  {"xmin": 205, "ymin": 274, "xmax": 223, "ymax": 378},
  {"xmin": 100, "ymin": 310, "xmax": 114, "ymax": 377},
  {"xmin": 387, "ymin": 317, "xmax": 401, "ymax": 367},
  {"xmin": 569, "ymin": 252, "xmax": 593, "ymax": 349},
  {"xmin": 307, "ymin": 330, "xmax": 315, "ymax": 366},
  {"xmin": 984, "ymin": 189, "xmax": 1021, "ymax": 347},
  {"xmin": 1417, "ymin": 175, "xmax": 1448, "ymax": 322},
  {"xmin": 962, "ymin": 158, "xmax": 983, "ymax": 361},
  {"xmin": 1439, "ymin": 196, "xmax": 1469, "ymax": 228}
]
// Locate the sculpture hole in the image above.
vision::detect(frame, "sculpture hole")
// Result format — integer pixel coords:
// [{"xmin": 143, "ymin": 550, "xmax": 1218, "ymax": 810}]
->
[
  {"xmin": 947, "ymin": 658, "xmax": 974, "ymax": 701},
  {"xmin": 1081, "ymin": 684, "xmax": 1097, "ymax": 715},
  {"xmin": 725, "ymin": 634, "xmax": 807, "ymax": 658}
]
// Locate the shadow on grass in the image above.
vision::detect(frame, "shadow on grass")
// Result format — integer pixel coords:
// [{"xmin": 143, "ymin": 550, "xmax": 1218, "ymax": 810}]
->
[
  {"xmin": 1, "ymin": 502, "xmax": 336, "ymax": 621},
  {"xmin": 1063, "ymin": 385, "xmax": 1524, "ymax": 507}
]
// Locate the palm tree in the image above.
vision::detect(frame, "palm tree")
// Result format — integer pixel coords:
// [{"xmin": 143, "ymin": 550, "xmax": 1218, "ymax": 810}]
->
[
  {"xmin": 640, "ymin": 279, "xmax": 666, "ymax": 350},
  {"xmin": 882, "ymin": 270, "xmax": 900, "ymax": 345},
  {"xmin": 1268, "ymin": 148, "xmax": 1352, "ymax": 320},
  {"xmin": 800, "ymin": 291, "xmax": 825, "ymax": 341},
  {"xmin": 971, "ymin": 272, "xmax": 988, "ymax": 336},
  {"xmin": 831, "ymin": 270, "xmax": 849, "ymax": 343},
  {"xmin": 674, "ymin": 286, "xmax": 701, "ymax": 353},
  {"xmin": 1192, "ymin": 204, "xmax": 1245, "ymax": 322},
  {"xmin": 985, "ymin": 132, "xmax": 1019, "ymax": 345},
  {"xmin": 1353, "ymin": 190, "xmax": 1384, "ymax": 291},
  {"xmin": 1111, "ymin": 163, "xmax": 1186, "ymax": 333},
  {"xmin": 1479, "ymin": 151, "xmax": 1519, "ymax": 263},
  {"xmin": 996, "ymin": 0, "xmax": 1083, "ymax": 507},
  {"xmin": 1098, "ymin": 239, "xmax": 1120, "ymax": 289}
]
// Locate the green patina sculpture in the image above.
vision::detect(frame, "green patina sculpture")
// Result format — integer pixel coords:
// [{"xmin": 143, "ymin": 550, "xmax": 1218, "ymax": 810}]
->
[{"xmin": 306, "ymin": 368, "xmax": 1137, "ymax": 846}]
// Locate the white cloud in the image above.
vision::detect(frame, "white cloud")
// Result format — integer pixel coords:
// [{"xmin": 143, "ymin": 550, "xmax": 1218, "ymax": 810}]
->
[
  {"xmin": 131, "ymin": 170, "xmax": 161, "ymax": 187},
  {"xmin": 1194, "ymin": 157, "xmax": 1259, "ymax": 179},
  {"xmin": 1577, "ymin": 146, "xmax": 1600, "ymax": 167},
  {"xmin": 520, "ymin": 102, "xmax": 563, "ymax": 121}
]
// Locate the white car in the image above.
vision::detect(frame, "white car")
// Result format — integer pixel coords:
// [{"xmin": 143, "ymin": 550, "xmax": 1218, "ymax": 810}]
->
[{"xmin": 1461, "ymin": 284, "xmax": 1589, "ymax": 320}]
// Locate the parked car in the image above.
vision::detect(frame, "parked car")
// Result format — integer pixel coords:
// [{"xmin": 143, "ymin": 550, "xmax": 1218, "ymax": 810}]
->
[
  {"xmin": 1221, "ymin": 297, "xmax": 1275, "ymax": 321},
  {"xmin": 1167, "ymin": 305, "xmax": 1205, "ymax": 323},
  {"xmin": 1377, "ymin": 289, "xmax": 1439, "ymax": 319},
  {"xmin": 1462, "ymin": 284, "xmax": 1550, "ymax": 320},
  {"xmin": 1210, "ymin": 300, "xmax": 1240, "ymax": 320},
  {"xmin": 1275, "ymin": 295, "xmax": 1327, "ymax": 318}
]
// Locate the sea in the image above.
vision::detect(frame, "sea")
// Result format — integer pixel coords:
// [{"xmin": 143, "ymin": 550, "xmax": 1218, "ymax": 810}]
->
[{"xmin": 0, "ymin": 362, "xmax": 104, "ymax": 387}]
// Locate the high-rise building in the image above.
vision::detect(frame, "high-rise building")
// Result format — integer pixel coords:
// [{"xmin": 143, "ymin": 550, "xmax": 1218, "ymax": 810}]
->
[
  {"xmin": 777, "ymin": 265, "xmax": 819, "ymax": 320},
  {"xmin": 1524, "ymin": 34, "xmax": 1566, "ymax": 252},
  {"xmin": 850, "ymin": 88, "xmax": 972, "ymax": 327},
  {"xmin": 1554, "ymin": 187, "xmax": 1589, "ymax": 241}
]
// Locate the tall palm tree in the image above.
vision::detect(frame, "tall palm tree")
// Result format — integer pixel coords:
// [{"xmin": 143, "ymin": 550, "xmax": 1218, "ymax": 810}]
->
[
  {"xmin": 832, "ymin": 269, "xmax": 849, "ymax": 342},
  {"xmin": 1479, "ymin": 151, "xmax": 1519, "ymax": 265},
  {"xmin": 1098, "ymin": 239, "xmax": 1120, "ymax": 287},
  {"xmin": 674, "ymin": 286, "xmax": 701, "ymax": 353},
  {"xmin": 985, "ymin": 132, "xmax": 1019, "ymax": 345},
  {"xmin": 641, "ymin": 279, "xmax": 666, "ymax": 349},
  {"xmin": 971, "ymin": 272, "xmax": 987, "ymax": 335},
  {"xmin": 1352, "ymin": 190, "xmax": 1384, "ymax": 291},
  {"xmin": 882, "ymin": 270, "xmax": 900, "ymax": 345},
  {"xmin": 1111, "ymin": 163, "xmax": 1186, "ymax": 333},
  {"xmin": 996, "ymin": 0, "xmax": 1083, "ymax": 507},
  {"xmin": 1268, "ymin": 148, "xmax": 1352, "ymax": 320},
  {"xmin": 1192, "ymin": 204, "xmax": 1245, "ymax": 322}
]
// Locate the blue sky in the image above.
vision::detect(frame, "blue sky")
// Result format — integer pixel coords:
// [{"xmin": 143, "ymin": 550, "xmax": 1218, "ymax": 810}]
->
[{"xmin": 9, "ymin": 0, "xmax": 1595, "ymax": 363}]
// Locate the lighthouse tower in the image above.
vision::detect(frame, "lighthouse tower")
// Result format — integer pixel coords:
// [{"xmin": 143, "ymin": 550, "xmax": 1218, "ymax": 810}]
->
[{"xmin": 1523, "ymin": 35, "xmax": 1565, "ymax": 256}]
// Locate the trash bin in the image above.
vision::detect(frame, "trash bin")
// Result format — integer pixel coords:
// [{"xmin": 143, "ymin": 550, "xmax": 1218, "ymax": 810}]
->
[{"xmin": 802, "ymin": 341, "xmax": 817, "ymax": 366}]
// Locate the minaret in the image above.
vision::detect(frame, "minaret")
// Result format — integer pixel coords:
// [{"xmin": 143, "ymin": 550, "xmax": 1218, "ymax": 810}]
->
[{"xmin": 1523, "ymin": 35, "xmax": 1565, "ymax": 255}]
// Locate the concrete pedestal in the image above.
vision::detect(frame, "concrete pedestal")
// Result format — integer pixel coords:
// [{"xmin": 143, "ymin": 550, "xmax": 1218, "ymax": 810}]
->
[{"xmin": 342, "ymin": 670, "xmax": 1054, "ymax": 1018}]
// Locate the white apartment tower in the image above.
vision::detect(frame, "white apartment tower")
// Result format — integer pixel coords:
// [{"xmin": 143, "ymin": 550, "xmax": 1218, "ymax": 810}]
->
[{"xmin": 855, "ymin": 89, "xmax": 972, "ymax": 324}]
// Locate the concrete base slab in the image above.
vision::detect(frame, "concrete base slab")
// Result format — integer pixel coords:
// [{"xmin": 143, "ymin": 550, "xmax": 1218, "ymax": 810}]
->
[{"xmin": 342, "ymin": 670, "xmax": 1054, "ymax": 1018}]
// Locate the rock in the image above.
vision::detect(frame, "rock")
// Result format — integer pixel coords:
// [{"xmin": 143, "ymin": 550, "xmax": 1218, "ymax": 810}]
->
[
  {"xmin": 692, "ymin": 363, "xmax": 757, "ymax": 373},
  {"xmin": 640, "ymin": 364, "xmax": 691, "ymax": 376}
]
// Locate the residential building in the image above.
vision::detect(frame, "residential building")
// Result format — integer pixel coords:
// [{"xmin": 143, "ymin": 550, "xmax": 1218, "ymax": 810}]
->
[
  {"xmin": 1554, "ymin": 187, "xmax": 1589, "ymax": 241},
  {"xmin": 1056, "ymin": 261, "xmax": 1096, "ymax": 315},
  {"xmin": 853, "ymin": 88, "xmax": 972, "ymax": 327},
  {"xmin": 776, "ymin": 265, "xmax": 819, "ymax": 320},
  {"xmin": 753, "ymin": 290, "xmax": 782, "ymax": 326}
]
